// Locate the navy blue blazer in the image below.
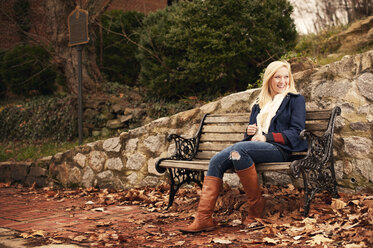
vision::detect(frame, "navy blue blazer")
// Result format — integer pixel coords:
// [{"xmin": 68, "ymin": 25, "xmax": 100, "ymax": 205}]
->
[{"xmin": 243, "ymin": 93, "xmax": 308, "ymax": 155}]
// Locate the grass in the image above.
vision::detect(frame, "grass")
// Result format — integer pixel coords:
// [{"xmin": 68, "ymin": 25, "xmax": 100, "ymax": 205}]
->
[{"xmin": 0, "ymin": 139, "xmax": 86, "ymax": 162}]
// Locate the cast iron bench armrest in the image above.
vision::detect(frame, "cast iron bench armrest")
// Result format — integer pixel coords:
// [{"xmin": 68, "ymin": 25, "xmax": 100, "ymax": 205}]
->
[
  {"xmin": 155, "ymin": 134, "xmax": 197, "ymax": 173},
  {"xmin": 155, "ymin": 114, "xmax": 208, "ymax": 174}
]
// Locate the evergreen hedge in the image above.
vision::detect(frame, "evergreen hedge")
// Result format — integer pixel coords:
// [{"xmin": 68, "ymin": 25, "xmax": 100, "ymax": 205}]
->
[
  {"xmin": 97, "ymin": 10, "xmax": 145, "ymax": 85},
  {"xmin": 137, "ymin": 0, "xmax": 297, "ymax": 99},
  {"xmin": 1, "ymin": 44, "xmax": 57, "ymax": 96},
  {"xmin": 0, "ymin": 96, "xmax": 78, "ymax": 141}
]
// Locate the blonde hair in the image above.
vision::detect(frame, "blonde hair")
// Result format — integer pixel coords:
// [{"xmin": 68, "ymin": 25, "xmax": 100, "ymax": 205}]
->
[{"xmin": 256, "ymin": 60, "xmax": 297, "ymax": 109}]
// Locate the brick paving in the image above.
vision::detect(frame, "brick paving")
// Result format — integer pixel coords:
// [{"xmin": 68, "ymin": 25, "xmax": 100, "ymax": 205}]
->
[{"xmin": 0, "ymin": 186, "xmax": 167, "ymax": 247}]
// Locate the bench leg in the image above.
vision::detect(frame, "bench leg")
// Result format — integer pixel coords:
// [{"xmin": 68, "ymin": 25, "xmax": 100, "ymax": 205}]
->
[
  {"xmin": 166, "ymin": 168, "xmax": 204, "ymax": 209},
  {"xmin": 301, "ymin": 160, "xmax": 340, "ymax": 217},
  {"xmin": 301, "ymin": 169, "xmax": 319, "ymax": 217}
]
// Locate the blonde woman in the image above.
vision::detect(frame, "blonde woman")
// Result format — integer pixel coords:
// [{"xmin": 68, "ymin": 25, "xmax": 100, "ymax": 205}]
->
[{"xmin": 179, "ymin": 60, "xmax": 307, "ymax": 233}]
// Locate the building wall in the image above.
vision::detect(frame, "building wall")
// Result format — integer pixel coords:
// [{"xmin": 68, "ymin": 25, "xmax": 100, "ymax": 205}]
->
[
  {"xmin": 108, "ymin": 0, "xmax": 167, "ymax": 14},
  {"xmin": 0, "ymin": 1, "xmax": 21, "ymax": 50}
]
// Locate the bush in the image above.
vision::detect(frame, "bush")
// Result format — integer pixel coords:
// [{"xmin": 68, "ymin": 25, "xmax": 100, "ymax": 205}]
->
[
  {"xmin": 97, "ymin": 10, "xmax": 145, "ymax": 85},
  {"xmin": 137, "ymin": 0, "xmax": 297, "ymax": 100},
  {"xmin": 1, "ymin": 44, "xmax": 57, "ymax": 96},
  {"xmin": 0, "ymin": 96, "xmax": 78, "ymax": 141}
]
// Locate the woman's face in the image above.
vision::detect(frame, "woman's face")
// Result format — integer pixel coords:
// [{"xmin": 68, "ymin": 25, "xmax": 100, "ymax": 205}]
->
[{"xmin": 270, "ymin": 66, "xmax": 289, "ymax": 97}]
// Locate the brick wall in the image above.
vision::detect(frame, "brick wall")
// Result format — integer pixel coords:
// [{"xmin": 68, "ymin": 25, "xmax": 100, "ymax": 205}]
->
[
  {"xmin": 108, "ymin": 0, "xmax": 167, "ymax": 14},
  {"xmin": 0, "ymin": 0, "xmax": 167, "ymax": 50},
  {"xmin": 0, "ymin": 1, "xmax": 21, "ymax": 50}
]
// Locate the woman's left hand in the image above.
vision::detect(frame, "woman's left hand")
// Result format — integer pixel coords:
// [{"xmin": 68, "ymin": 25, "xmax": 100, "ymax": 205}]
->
[{"xmin": 251, "ymin": 134, "xmax": 266, "ymax": 142}]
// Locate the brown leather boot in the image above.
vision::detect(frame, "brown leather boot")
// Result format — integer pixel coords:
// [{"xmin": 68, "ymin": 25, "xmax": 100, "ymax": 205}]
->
[
  {"xmin": 179, "ymin": 176, "xmax": 222, "ymax": 233},
  {"xmin": 236, "ymin": 164, "xmax": 265, "ymax": 226}
]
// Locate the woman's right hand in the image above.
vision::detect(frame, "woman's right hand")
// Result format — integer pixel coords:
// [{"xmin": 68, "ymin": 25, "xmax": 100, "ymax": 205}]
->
[{"xmin": 246, "ymin": 123, "xmax": 257, "ymax": 136}]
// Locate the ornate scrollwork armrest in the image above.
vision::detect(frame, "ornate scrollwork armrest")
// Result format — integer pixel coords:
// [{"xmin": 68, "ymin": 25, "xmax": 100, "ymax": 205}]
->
[
  {"xmin": 155, "ymin": 134, "xmax": 197, "ymax": 174},
  {"xmin": 167, "ymin": 134, "xmax": 197, "ymax": 160},
  {"xmin": 291, "ymin": 129, "xmax": 332, "ymax": 178}
]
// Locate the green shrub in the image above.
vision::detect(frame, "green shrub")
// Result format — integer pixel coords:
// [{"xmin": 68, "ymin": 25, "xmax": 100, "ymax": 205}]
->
[
  {"xmin": 1, "ymin": 44, "xmax": 57, "ymax": 96},
  {"xmin": 294, "ymin": 26, "xmax": 345, "ymax": 59},
  {"xmin": 137, "ymin": 0, "xmax": 297, "ymax": 100},
  {"xmin": 97, "ymin": 10, "xmax": 145, "ymax": 85},
  {"xmin": 0, "ymin": 96, "xmax": 78, "ymax": 141}
]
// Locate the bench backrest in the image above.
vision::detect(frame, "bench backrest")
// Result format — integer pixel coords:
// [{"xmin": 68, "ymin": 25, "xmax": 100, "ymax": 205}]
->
[{"xmin": 194, "ymin": 110, "xmax": 335, "ymax": 160}]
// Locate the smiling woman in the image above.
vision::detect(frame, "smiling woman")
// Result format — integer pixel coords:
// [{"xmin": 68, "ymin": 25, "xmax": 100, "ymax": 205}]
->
[{"xmin": 178, "ymin": 60, "xmax": 308, "ymax": 233}]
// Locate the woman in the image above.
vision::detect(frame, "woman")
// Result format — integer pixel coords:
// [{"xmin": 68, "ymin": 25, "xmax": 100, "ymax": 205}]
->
[{"xmin": 179, "ymin": 60, "xmax": 308, "ymax": 233}]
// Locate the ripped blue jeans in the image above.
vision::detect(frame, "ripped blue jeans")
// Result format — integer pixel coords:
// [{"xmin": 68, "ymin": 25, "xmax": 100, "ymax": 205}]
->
[{"xmin": 206, "ymin": 141, "xmax": 285, "ymax": 179}]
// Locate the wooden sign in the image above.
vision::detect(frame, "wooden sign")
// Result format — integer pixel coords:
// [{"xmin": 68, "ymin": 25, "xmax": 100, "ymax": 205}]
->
[{"xmin": 68, "ymin": 6, "xmax": 89, "ymax": 46}]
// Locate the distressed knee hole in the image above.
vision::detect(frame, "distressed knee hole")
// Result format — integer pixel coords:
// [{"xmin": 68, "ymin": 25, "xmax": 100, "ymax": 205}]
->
[{"xmin": 230, "ymin": 151, "xmax": 241, "ymax": 160}]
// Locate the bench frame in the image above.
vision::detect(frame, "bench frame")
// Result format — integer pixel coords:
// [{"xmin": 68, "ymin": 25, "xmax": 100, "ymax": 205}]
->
[{"xmin": 156, "ymin": 106, "xmax": 341, "ymax": 217}]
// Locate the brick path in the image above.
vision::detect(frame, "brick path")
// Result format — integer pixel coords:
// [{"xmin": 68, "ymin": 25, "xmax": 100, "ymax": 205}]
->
[{"xmin": 0, "ymin": 186, "xmax": 170, "ymax": 247}]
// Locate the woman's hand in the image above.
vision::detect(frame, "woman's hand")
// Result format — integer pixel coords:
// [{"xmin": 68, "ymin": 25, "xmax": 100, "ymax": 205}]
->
[
  {"xmin": 251, "ymin": 134, "xmax": 266, "ymax": 142},
  {"xmin": 246, "ymin": 124, "xmax": 257, "ymax": 136}
]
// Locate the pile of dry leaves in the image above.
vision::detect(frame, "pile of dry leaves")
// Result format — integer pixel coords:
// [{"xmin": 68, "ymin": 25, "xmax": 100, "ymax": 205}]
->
[{"xmin": 1, "ymin": 182, "xmax": 372, "ymax": 247}]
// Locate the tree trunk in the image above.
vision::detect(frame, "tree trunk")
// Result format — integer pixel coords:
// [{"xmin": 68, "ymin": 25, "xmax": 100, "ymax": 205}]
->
[{"xmin": 40, "ymin": 0, "xmax": 110, "ymax": 95}]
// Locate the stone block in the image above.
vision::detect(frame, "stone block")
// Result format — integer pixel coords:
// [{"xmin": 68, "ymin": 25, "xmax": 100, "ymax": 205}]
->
[
  {"xmin": 106, "ymin": 119, "xmax": 123, "ymax": 129},
  {"xmin": 74, "ymin": 153, "xmax": 87, "ymax": 167},
  {"xmin": 88, "ymin": 151, "xmax": 107, "ymax": 173},
  {"xmin": 106, "ymin": 158, "xmax": 124, "ymax": 171},
  {"xmin": 357, "ymin": 73, "xmax": 373, "ymax": 101},
  {"xmin": 103, "ymin": 137, "xmax": 121, "ymax": 153},
  {"xmin": 344, "ymin": 136, "xmax": 372, "ymax": 158},
  {"xmin": 144, "ymin": 135, "xmax": 165, "ymax": 153},
  {"xmin": 126, "ymin": 153, "xmax": 145, "ymax": 170},
  {"xmin": 28, "ymin": 166, "xmax": 46, "ymax": 177},
  {"xmin": 125, "ymin": 138, "xmax": 139, "ymax": 153},
  {"xmin": 11, "ymin": 163, "xmax": 29, "ymax": 182}
]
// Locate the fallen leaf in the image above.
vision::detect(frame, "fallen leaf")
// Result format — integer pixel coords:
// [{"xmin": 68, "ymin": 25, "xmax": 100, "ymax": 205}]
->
[
  {"xmin": 73, "ymin": 235, "xmax": 87, "ymax": 241},
  {"xmin": 213, "ymin": 238, "xmax": 232, "ymax": 244},
  {"xmin": 263, "ymin": 237, "xmax": 279, "ymax": 244},
  {"xmin": 92, "ymin": 207, "xmax": 105, "ymax": 212},
  {"xmin": 331, "ymin": 198, "xmax": 347, "ymax": 210},
  {"xmin": 307, "ymin": 234, "xmax": 333, "ymax": 245}
]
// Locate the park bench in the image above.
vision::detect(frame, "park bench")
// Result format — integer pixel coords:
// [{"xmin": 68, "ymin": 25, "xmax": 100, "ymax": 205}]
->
[{"xmin": 155, "ymin": 106, "xmax": 341, "ymax": 217}]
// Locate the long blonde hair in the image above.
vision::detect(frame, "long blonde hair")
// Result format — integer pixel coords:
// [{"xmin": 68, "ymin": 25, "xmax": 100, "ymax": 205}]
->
[{"xmin": 257, "ymin": 60, "xmax": 297, "ymax": 109}]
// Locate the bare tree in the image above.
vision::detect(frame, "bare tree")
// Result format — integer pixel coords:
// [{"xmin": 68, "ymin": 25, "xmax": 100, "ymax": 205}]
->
[
  {"xmin": 40, "ymin": 0, "xmax": 113, "ymax": 95},
  {"xmin": 0, "ymin": 0, "xmax": 113, "ymax": 95}
]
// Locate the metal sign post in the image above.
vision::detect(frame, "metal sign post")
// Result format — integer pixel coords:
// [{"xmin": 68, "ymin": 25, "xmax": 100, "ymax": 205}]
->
[{"xmin": 68, "ymin": 6, "xmax": 89, "ymax": 145}]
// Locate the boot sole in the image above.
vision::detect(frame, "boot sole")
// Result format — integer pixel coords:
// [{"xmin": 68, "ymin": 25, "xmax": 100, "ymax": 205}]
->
[{"xmin": 179, "ymin": 226, "xmax": 216, "ymax": 233}]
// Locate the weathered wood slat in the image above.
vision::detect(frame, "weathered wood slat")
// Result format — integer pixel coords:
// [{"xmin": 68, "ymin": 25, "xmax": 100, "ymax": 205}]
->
[
  {"xmin": 305, "ymin": 123, "xmax": 328, "ymax": 131},
  {"xmin": 202, "ymin": 125, "xmax": 247, "ymax": 133},
  {"xmin": 160, "ymin": 159, "xmax": 291, "ymax": 172},
  {"xmin": 195, "ymin": 151, "xmax": 218, "ymax": 159},
  {"xmin": 204, "ymin": 115, "xmax": 249, "ymax": 124},
  {"xmin": 306, "ymin": 111, "xmax": 331, "ymax": 120},
  {"xmin": 198, "ymin": 142, "xmax": 234, "ymax": 151},
  {"xmin": 200, "ymin": 133, "xmax": 243, "ymax": 142}
]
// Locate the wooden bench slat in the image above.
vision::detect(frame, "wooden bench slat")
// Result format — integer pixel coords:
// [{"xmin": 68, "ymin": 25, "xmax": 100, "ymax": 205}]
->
[
  {"xmin": 198, "ymin": 142, "xmax": 234, "ymax": 151},
  {"xmin": 202, "ymin": 125, "xmax": 246, "ymax": 133},
  {"xmin": 160, "ymin": 159, "xmax": 291, "ymax": 172},
  {"xmin": 200, "ymin": 133, "xmax": 243, "ymax": 142},
  {"xmin": 195, "ymin": 151, "xmax": 218, "ymax": 159},
  {"xmin": 204, "ymin": 115, "xmax": 250, "ymax": 124},
  {"xmin": 305, "ymin": 123, "xmax": 328, "ymax": 131}
]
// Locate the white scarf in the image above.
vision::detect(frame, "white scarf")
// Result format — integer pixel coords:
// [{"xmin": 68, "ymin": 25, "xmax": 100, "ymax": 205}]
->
[{"xmin": 256, "ymin": 91, "xmax": 288, "ymax": 134}]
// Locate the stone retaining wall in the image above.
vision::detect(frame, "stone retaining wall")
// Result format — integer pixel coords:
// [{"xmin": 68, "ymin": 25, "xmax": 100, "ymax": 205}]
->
[{"xmin": 1, "ymin": 50, "xmax": 372, "ymax": 192}]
